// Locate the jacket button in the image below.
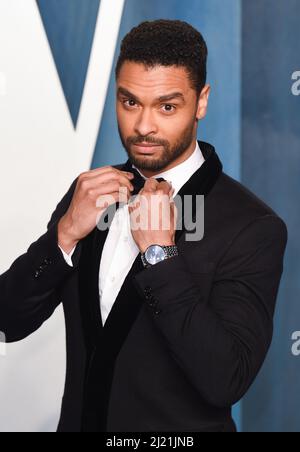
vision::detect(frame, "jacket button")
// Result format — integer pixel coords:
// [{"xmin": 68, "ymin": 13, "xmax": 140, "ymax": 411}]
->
[{"xmin": 148, "ymin": 297, "xmax": 158, "ymax": 307}]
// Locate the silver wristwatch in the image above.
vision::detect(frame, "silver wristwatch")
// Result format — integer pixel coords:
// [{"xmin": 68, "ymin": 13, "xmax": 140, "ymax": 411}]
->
[{"xmin": 141, "ymin": 244, "xmax": 179, "ymax": 268}]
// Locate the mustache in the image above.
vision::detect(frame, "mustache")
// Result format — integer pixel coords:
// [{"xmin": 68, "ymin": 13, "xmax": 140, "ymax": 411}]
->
[{"xmin": 127, "ymin": 137, "xmax": 168, "ymax": 147}]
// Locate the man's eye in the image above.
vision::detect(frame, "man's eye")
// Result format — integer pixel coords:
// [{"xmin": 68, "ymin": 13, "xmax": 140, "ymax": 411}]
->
[
  {"xmin": 123, "ymin": 99, "xmax": 137, "ymax": 107},
  {"xmin": 162, "ymin": 104, "xmax": 176, "ymax": 113}
]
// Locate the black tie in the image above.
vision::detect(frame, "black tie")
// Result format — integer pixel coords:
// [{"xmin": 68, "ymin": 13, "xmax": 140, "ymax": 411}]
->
[{"xmin": 131, "ymin": 167, "xmax": 166, "ymax": 196}]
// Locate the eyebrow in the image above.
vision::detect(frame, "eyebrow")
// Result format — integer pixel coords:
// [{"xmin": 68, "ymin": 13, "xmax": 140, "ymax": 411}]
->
[{"xmin": 117, "ymin": 87, "xmax": 185, "ymax": 103}]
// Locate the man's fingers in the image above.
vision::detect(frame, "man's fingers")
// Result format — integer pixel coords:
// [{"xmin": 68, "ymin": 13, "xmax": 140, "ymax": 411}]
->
[
  {"xmin": 85, "ymin": 166, "xmax": 134, "ymax": 179},
  {"xmin": 140, "ymin": 179, "xmax": 174, "ymax": 201},
  {"xmin": 79, "ymin": 166, "xmax": 134, "ymax": 182},
  {"xmin": 95, "ymin": 182, "xmax": 133, "ymax": 197},
  {"xmin": 156, "ymin": 181, "xmax": 172, "ymax": 195},
  {"xmin": 79, "ymin": 172, "xmax": 134, "ymax": 194},
  {"xmin": 143, "ymin": 178, "xmax": 159, "ymax": 192},
  {"xmin": 169, "ymin": 187, "xmax": 175, "ymax": 198},
  {"xmin": 93, "ymin": 172, "xmax": 134, "ymax": 192},
  {"xmin": 143, "ymin": 180, "xmax": 172, "ymax": 196}
]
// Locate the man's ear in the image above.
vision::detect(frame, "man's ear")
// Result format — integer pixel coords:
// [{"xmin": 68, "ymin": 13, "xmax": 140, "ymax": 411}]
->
[{"xmin": 196, "ymin": 84, "xmax": 211, "ymax": 121}]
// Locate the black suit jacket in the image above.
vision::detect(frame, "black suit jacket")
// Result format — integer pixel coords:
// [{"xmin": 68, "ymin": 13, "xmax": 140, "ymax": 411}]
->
[{"xmin": 0, "ymin": 141, "xmax": 288, "ymax": 432}]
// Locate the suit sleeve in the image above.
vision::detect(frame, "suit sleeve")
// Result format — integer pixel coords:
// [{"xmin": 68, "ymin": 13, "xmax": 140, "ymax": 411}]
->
[
  {"xmin": 0, "ymin": 178, "xmax": 80, "ymax": 343},
  {"xmin": 134, "ymin": 215, "xmax": 288, "ymax": 408}
]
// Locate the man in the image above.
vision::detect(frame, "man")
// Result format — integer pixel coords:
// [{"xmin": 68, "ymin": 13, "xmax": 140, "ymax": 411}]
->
[{"xmin": 0, "ymin": 20, "xmax": 288, "ymax": 432}]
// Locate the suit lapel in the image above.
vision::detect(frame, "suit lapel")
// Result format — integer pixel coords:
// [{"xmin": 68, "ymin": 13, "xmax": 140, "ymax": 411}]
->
[{"xmin": 175, "ymin": 141, "xmax": 223, "ymax": 242}]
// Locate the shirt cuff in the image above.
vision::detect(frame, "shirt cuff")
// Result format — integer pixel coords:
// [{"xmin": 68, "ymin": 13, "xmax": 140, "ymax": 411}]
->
[{"xmin": 58, "ymin": 245, "xmax": 76, "ymax": 267}]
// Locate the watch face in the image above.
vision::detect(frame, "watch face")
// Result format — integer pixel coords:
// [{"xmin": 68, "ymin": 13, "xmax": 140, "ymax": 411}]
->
[{"xmin": 145, "ymin": 245, "xmax": 166, "ymax": 265}]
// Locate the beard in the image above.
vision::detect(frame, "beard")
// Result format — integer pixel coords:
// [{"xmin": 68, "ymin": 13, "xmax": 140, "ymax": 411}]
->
[{"xmin": 118, "ymin": 120, "xmax": 196, "ymax": 172}]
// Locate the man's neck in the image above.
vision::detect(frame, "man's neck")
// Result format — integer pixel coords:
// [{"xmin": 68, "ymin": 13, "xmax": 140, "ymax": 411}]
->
[{"xmin": 136, "ymin": 139, "xmax": 198, "ymax": 179}]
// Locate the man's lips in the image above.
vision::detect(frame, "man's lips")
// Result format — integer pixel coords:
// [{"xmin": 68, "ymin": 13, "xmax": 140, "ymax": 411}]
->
[{"xmin": 133, "ymin": 143, "xmax": 162, "ymax": 154}]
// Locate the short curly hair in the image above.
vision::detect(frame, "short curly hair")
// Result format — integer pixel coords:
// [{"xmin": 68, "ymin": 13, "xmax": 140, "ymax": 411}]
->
[{"xmin": 115, "ymin": 19, "xmax": 208, "ymax": 97}]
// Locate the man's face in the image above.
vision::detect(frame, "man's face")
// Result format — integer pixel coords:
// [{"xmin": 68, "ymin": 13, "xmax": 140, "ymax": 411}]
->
[{"xmin": 116, "ymin": 62, "xmax": 209, "ymax": 175}]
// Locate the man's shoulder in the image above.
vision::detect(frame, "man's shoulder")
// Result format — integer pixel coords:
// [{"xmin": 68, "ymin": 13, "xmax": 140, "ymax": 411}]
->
[
  {"xmin": 208, "ymin": 172, "xmax": 288, "ymax": 252},
  {"xmin": 211, "ymin": 172, "xmax": 287, "ymax": 236},
  {"xmin": 216, "ymin": 172, "xmax": 279, "ymax": 216}
]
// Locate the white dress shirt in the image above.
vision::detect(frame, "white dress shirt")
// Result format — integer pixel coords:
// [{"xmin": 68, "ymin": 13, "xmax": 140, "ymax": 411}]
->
[{"xmin": 60, "ymin": 141, "xmax": 205, "ymax": 326}]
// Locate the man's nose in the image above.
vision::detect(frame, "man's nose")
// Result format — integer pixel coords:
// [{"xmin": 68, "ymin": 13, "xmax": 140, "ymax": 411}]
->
[{"xmin": 134, "ymin": 109, "xmax": 158, "ymax": 137}]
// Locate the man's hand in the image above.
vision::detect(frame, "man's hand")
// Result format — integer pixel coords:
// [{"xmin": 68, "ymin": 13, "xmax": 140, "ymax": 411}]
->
[
  {"xmin": 58, "ymin": 167, "xmax": 135, "ymax": 253},
  {"xmin": 129, "ymin": 179, "xmax": 177, "ymax": 254}
]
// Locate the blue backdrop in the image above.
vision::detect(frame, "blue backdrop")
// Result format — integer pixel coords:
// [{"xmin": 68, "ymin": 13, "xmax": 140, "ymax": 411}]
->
[
  {"xmin": 36, "ymin": 0, "xmax": 299, "ymax": 432},
  {"xmin": 241, "ymin": 0, "xmax": 300, "ymax": 432}
]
